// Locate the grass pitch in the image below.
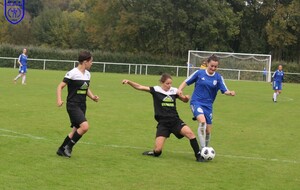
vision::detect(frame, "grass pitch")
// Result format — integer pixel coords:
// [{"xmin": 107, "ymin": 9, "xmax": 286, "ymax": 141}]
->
[{"xmin": 0, "ymin": 68, "xmax": 299, "ymax": 190}]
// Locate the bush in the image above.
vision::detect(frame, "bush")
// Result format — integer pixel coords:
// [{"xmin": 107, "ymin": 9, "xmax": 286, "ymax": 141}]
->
[{"xmin": 0, "ymin": 44, "xmax": 185, "ymax": 69}]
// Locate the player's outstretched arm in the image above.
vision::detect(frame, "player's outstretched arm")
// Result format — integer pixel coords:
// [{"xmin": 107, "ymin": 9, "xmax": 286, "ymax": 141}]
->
[
  {"xmin": 87, "ymin": 89, "xmax": 99, "ymax": 102},
  {"xmin": 56, "ymin": 82, "xmax": 67, "ymax": 107},
  {"xmin": 177, "ymin": 81, "xmax": 188, "ymax": 96},
  {"xmin": 122, "ymin": 79, "xmax": 150, "ymax": 92}
]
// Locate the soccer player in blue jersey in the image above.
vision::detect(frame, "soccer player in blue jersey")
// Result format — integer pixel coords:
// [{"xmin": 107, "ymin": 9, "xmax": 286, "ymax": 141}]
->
[
  {"xmin": 178, "ymin": 55, "xmax": 235, "ymax": 150},
  {"xmin": 272, "ymin": 65, "xmax": 284, "ymax": 103},
  {"xmin": 14, "ymin": 48, "xmax": 28, "ymax": 85},
  {"xmin": 122, "ymin": 73, "xmax": 204, "ymax": 162},
  {"xmin": 56, "ymin": 51, "xmax": 99, "ymax": 158}
]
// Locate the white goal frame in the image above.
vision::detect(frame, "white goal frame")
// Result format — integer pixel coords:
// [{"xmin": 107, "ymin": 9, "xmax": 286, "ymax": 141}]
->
[{"xmin": 187, "ymin": 50, "xmax": 272, "ymax": 82}]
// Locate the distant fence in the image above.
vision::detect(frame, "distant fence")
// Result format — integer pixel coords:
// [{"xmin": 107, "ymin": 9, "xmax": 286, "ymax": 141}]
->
[
  {"xmin": 0, "ymin": 57, "xmax": 299, "ymax": 83},
  {"xmin": 0, "ymin": 57, "xmax": 187, "ymax": 77}
]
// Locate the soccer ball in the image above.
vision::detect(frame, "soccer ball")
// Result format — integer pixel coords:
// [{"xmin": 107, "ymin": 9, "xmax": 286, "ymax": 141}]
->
[{"xmin": 201, "ymin": 147, "xmax": 216, "ymax": 160}]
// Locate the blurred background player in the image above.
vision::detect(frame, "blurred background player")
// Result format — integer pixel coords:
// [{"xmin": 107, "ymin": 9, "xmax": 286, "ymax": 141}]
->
[
  {"xmin": 178, "ymin": 55, "xmax": 235, "ymax": 150},
  {"xmin": 14, "ymin": 48, "xmax": 28, "ymax": 85},
  {"xmin": 56, "ymin": 51, "xmax": 99, "ymax": 158},
  {"xmin": 200, "ymin": 59, "xmax": 207, "ymax": 70},
  {"xmin": 263, "ymin": 67, "xmax": 267, "ymax": 81},
  {"xmin": 272, "ymin": 65, "xmax": 284, "ymax": 103},
  {"xmin": 122, "ymin": 73, "xmax": 203, "ymax": 162}
]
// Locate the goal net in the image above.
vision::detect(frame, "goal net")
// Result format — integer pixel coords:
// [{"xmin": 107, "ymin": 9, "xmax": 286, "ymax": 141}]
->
[{"xmin": 187, "ymin": 50, "xmax": 272, "ymax": 82}]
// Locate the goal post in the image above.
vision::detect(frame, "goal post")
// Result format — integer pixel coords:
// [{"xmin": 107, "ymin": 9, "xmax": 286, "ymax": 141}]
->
[{"xmin": 187, "ymin": 50, "xmax": 272, "ymax": 82}]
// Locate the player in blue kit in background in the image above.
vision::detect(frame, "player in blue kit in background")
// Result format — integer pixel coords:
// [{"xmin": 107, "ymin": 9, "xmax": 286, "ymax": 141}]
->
[
  {"xmin": 178, "ymin": 55, "xmax": 235, "ymax": 150},
  {"xmin": 14, "ymin": 48, "xmax": 28, "ymax": 85},
  {"xmin": 272, "ymin": 65, "xmax": 284, "ymax": 103}
]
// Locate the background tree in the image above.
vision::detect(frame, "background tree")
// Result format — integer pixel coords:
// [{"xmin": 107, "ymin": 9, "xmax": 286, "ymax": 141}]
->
[
  {"xmin": 0, "ymin": 4, "xmax": 33, "ymax": 45},
  {"xmin": 86, "ymin": 0, "xmax": 240, "ymax": 56},
  {"xmin": 0, "ymin": 0, "xmax": 299, "ymax": 64},
  {"xmin": 264, "ymin": 0, "xmax": 300, "ymax": 62},
  {"xmin": 25, "ymin": 0, "xmax": 43, "ymax": 18}
]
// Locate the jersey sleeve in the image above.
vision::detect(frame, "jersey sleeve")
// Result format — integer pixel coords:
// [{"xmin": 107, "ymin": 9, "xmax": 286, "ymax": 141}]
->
[
  {"xmin": 63, "ymin": 77, "xmax": 71, "ymax": 84},
  {"xmin": 185, "ymin": 70, "xmax": 199, "ymax": 86},
  {"xmin": 272, "ymin": 71, "xmax": 277, "ymax": 79},
  {"xmin": 149, "ymin": 87, "xmax": 155, "ymax": 94},
  {"xmin": 62, "ymin": 71, "xmax": 72, "ymax": 83},
  {"xmin": 218, "ymin": 76, "xmax": 228, "ymax": 94}
]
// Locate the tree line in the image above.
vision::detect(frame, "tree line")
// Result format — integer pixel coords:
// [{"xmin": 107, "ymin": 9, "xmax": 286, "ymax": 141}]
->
[{"xmin": 0, "ymin": 0, "xmax": 299, "ymax": 63}]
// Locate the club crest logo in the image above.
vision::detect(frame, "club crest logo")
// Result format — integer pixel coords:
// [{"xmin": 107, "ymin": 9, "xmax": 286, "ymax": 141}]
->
[
  {"xmin": 213, "ymin": 80, "xmax": 217, "ymax": 86},
  {"xmin": 4, "ymin": 0, "xmax": 25, "ymax": 25}
]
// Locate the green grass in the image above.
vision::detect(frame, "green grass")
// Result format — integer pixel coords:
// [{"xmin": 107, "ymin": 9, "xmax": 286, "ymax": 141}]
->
[{"xmin": 0, "ymin": 68, "xmax": 299, "ymax": 190}]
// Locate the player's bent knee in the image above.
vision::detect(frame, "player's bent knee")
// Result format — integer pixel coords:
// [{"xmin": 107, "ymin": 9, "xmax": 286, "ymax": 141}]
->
[{"xmin": 80, "ymin": 122, "xmax": 89, "ymax": 133}]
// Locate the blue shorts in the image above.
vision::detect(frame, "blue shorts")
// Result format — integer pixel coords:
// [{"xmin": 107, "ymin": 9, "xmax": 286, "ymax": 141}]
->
[
  {"xmin": 190, "ymin": 103, "xmax": 213, "ymax": 124},
  {"xmin": 19, "ymin": 66, "xmax": 27, "ymax": 73},
  {"xmin": 273, "ymin": 81, "xmax": 282, "ymax": 90}
]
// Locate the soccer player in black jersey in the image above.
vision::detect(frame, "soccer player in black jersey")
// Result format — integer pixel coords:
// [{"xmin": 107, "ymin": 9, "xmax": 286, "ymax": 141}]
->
[
  {"xmin": 56, "ymin": 51, "xmax": 99, "ymax": 158},
  {"xmin": 122, "ymin": 73, "xmax": 203, "ymax": 162}
]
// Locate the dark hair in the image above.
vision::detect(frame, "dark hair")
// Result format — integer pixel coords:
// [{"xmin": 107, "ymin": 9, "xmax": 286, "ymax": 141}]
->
[
  {"xmin": 78, "ymin": 51, "xmax": 92, "ymax": 63},
  {"xmin": 159, "ymin": 73, "xmax": 172, "ymax": 83},
  {"xmin": 207, "ymin": 54, "xmax": 219, "ymax": 63}
]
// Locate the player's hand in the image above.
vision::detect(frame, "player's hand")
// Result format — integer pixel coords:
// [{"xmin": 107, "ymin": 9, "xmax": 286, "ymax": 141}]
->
[
  {"xmin": 57, "ymin": 100, "xmax": 64, "ymax": 107},
  {"xmin": 122, "ymin": 79, "xmax": 129, "ymax": 84},
  {"xmin": 177, "ymin": 89, "xmax": 183, "ymax": 96},
  {"xmin": 93, "ymin": 95, "xmax": 99, "ymax": 102}
]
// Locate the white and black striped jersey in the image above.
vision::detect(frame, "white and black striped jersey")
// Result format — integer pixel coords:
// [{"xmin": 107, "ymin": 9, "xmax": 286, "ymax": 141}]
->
[{"xmin": 63, "ymin": 68, "xmax": 91, "ymax": 103}]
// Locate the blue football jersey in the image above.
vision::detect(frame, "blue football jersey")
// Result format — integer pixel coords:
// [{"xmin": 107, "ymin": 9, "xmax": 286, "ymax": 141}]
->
[
  {"xmin": 185, "ymin": 70, "xmax": 228, "ymax": 105},
  {"xmin": 18, "ymin": 54, "xmax": 28, "ymax": 66},
  {"xmin": 272, "ymin": 70, "xmax": 284, "ymax": 82}
]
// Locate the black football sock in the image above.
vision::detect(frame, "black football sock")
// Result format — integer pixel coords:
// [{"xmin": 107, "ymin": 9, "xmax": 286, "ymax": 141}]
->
[
  {"xmin": 190, "ymin": 138, "xmax": 200, "ymax": 157},
  {"xmin": 59, "ymin": 136, "xmax": 71, "ymax": 149},
  {"xmin": 67, "ymin": 131, "xmax": 82, "ymax": 149}
]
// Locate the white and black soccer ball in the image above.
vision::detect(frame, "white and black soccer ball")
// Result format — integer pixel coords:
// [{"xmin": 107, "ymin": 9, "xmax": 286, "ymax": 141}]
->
[{"xmin": 201, "ymin": 147, "xmax": 216, "ymax": 160}]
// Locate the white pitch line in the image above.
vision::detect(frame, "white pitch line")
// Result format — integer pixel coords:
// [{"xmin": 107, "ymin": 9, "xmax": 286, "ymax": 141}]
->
[
  {"xmin": 280, "ymin": 96, "xmax": 294, "ymax": 102},
  {"xmin": 103, "ymin": 144, "xmax": 300, "ymax": 164},
  {"xmin": 1, "ymin": 128, "xmax": 299, "ymax": 164},
  {"xmin": 0, "ymin": 128, "xmax": 46, "ymax": 140},
  {"xmin": 0, "ymin": 134, "xmax": 39, "ymax": 139}
]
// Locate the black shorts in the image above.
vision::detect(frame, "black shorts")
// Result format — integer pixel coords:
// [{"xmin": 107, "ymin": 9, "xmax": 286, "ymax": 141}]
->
[
  {"xmin": 67, "ymin": 102, "xmax": 87, "ymax": 128},
  {"xmin": 156, "ymin": 118, "xmax": 185, "ymax": 139}
]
